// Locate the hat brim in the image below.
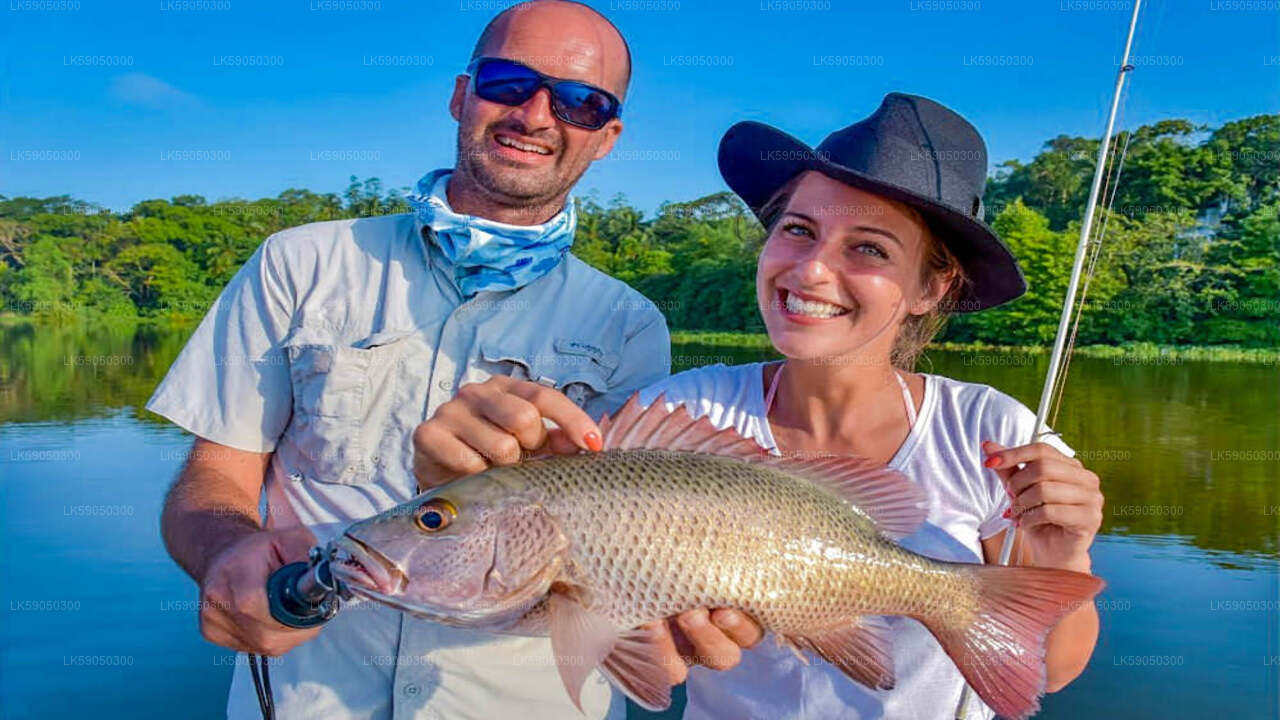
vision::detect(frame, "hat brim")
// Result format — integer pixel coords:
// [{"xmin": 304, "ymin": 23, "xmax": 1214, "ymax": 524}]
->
[{"xmin": 718, "ymin": 121, "xmax": 1026, "ymax": 312}]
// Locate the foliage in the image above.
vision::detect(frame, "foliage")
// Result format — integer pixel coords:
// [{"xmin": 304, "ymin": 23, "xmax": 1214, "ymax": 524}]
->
[{"xmin": 0, "ymin": 113, "xmax": 1275, "ymax": 348}]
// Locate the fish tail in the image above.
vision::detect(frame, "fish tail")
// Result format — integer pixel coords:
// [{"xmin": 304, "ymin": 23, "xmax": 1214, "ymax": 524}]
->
[{"xmin": 919, "ymin": 564, "xmax": 1104, "ymax": 720}]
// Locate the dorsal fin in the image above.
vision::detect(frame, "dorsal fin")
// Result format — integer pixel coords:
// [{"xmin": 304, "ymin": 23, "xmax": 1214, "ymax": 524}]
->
[
  {"xmin": 598, "ymin": 393, "xmax": 929, "ymax": 539},
  {"xmin": 761, "ymin": 455, "xmax": 928, "ymax": 539},
  {"xmin": 598, "ymin": 392, "xmax": 769, "ymax": 459}
]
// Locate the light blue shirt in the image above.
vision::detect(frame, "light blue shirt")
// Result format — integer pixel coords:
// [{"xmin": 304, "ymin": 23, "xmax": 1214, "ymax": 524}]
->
[{"xmin": 148, "ymin": 210, "xmax": 670, "ymax": 719}]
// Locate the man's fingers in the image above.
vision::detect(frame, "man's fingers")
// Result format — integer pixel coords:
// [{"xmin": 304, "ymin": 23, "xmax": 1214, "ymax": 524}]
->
[
  {"xmin": 508, "ymin": 382, "xmax": 602, "ymax": 452},
  {"xmin": 675, "ymin": 609, "xmax": 741, "ymax": 671},
  {"xmin": 710, "ymin": 609, "xmax": 763, "ymax": 648},
  {"xmin": 271, "ymin": 525, "xmax": 319, "ymax": 563},
  {"xmin": 644, "ymin": 620, "xmax": 688, "ymax": 684}
]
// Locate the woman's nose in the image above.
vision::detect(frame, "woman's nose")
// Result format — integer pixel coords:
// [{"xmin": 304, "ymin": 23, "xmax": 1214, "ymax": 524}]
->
[{"xmin": 795, "ymin": 245, "xmax": 837, "ymax": 285}]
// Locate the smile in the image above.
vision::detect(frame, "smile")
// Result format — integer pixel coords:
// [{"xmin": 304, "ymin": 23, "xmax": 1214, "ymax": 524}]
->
[
  {"xmin": 779, "ymin": 288, "xmax": 851, "ymax": 320},
  {"xmin": 494, "ymin": 133, "xmax": 553, "ymax": 156}
]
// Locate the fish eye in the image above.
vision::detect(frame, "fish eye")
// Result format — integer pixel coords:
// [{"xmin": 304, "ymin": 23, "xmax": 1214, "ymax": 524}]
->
[{"xmin": 415, "ymin": 499, "xmax": 457, "ymax": 533}]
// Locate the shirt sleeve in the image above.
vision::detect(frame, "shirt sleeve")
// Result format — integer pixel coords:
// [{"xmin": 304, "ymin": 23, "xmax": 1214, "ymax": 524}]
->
[
  {"xmin": 584, "ymin": 308, "xmax": 672, "ymax": 420},
  {"xmin": 145, "ymin": 236, "xmax": 296, "ymax": 453},
  {"xmin": 976, "ymin": 391, "xmax": 1074, "ymax": 541}
]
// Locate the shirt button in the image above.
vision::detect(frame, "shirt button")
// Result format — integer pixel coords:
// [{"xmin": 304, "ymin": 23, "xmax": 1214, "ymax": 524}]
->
[
  {"xmin": 437, "ymin": 379, "xmax": 453, "ymax": 391},
  {"xmin": 403, "ymin": 683, "xmax": 420, "ymax": 697}
]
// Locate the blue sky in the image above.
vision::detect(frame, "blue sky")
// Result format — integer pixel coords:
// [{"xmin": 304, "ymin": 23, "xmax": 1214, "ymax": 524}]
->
[{"xmin": 2, "ymin": 0, "xmax": 1277, "ymax": 215}]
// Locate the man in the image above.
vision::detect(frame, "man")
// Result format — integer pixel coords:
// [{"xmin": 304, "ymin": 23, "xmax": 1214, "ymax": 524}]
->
[{"xmin": 152, "ymin": 2, "xmax": 674, "ymax": 717}]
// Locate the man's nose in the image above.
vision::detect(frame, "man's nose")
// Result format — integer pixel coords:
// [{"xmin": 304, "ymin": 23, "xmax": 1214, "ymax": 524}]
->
[{"xmin": 509, "ymin": 87, "xmax": 557, "ymax": 132}]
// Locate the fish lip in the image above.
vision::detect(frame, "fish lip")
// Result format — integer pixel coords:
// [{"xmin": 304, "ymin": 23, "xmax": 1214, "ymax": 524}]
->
[{"xmin": 331, "ymin": 534, "xmax": 407, "ymax": 596}]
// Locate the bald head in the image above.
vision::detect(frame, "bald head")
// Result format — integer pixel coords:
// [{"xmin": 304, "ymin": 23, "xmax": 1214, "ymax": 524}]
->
[{"xmin": 470, "ymin": 0, "xmax": 631, "ymax": 98}]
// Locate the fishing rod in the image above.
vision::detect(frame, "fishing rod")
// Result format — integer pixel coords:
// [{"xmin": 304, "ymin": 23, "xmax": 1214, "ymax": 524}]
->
[
  {"xmin": 250, "ymin": 544, "xmax": 351, "ymax": 720},
  {"xmin": 954, "ymin": 1, "xmax": 1143, "ymax": 717}
]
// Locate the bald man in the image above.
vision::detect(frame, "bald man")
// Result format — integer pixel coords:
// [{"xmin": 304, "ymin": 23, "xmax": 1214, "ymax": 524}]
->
[{"xmin": 150, "ymin": 2, "xmax": 684, "ymax": 718}]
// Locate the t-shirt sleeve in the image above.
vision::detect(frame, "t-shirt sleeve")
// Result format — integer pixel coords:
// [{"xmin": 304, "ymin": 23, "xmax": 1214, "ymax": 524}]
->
[
  {"xmin": 976, "ymin": 390, "xmax": 1074, "ymax": 540},
  {"xmin": 145, "ymin": 236, "xmax": 296, "ymax": 453}
]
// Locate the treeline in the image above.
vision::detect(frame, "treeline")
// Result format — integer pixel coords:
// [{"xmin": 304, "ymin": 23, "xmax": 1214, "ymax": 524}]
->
[{"xmin": 1, "ymin": 114, "xmax": 1276, "ymax": 346}]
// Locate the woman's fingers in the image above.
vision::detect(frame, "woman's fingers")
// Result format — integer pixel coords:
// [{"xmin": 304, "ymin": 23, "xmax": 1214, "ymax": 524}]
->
[
  {"xmin": 999, "ymin": 456, "xmax": 1100, "ymax": 497},
  {"xmin": 1018, "ymin": 502, "xmax": 1103, "ymax": 534},
  {"xmin": 1009, "ymin": 480, "xmax": 1099, "ymax": 517}
]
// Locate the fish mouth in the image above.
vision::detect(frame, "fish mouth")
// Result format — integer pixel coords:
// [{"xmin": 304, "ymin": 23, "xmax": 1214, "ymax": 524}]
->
[{"xmin": 331, "ymin": 534, "xmax": 407, "ymax": 597}]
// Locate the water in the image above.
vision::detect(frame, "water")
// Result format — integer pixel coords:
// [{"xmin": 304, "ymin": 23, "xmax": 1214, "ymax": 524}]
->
[{"xmin": 1, "ymin": 322, "xmax": 1276, "ymax": 718}]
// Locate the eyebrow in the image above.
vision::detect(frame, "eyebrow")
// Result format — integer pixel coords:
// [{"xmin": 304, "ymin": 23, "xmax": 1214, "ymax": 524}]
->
[{"xmin": 783, "ymin": 211, "xmax": 904, "ymax": 247}]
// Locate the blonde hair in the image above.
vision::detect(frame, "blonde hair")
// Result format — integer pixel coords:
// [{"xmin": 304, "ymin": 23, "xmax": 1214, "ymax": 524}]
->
[{"xmin": 757, "ymin": 177, "xmax": 969, "ymax": 370}]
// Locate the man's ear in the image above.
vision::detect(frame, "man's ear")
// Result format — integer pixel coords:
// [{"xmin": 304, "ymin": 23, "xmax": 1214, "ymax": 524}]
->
[
  {"xmin": 449, "ymin": 75, "xmax": 469, "ymax": 122},
  {"xmin": 590, "ymin": 119, "xmax": 624, "ymax": 161}
]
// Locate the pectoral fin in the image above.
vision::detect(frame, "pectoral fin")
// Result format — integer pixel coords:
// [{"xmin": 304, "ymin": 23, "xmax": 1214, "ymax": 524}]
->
[{"xmin": 547, "ymin": 593, "xmax": 673, "ymax": 712}]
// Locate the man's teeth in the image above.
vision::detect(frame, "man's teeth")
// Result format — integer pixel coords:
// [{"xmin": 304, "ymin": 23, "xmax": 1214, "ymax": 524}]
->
[
  {"xmin": 496, "ymin": 135, "xmax": 551, "ymax": 155},
  {"xmin": 784, "ymin": 292, "xmax": 848, "ymax": 318}
]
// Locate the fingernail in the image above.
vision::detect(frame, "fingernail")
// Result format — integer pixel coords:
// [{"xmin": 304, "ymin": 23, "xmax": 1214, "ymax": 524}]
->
[
  {"xmin": 682, "ymin": 610, "xmax": 708, "ymax": 627},
  {"xmin": 1002, "ymin": 507, "xmax": 1012, "ymax": 519},
  {"xmin": 984, "ymin": 455, "xmax": 1001, "ymax": 468},
  {"xmin": 714, "ymin": 612, "xmax": 739, "ymax": 629},
  {"xmin": 584, "ymin": 432, "xmax": 602, "ymax": 452}
]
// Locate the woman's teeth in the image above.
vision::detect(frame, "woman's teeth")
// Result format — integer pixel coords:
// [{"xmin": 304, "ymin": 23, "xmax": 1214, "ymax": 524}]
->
[
  {"xmin": 784, "ymin": 292, "xmax": 849, "ymax": 319},
  {"xmin": 496, "ymin": 135, "xmax": 551, "ymax": 155}
]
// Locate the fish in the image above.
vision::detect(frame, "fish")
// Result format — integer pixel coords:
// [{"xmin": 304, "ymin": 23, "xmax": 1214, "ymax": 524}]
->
[{"xmin": 330, "ymin": 394, "xmax": 1104, "ymax": 719}]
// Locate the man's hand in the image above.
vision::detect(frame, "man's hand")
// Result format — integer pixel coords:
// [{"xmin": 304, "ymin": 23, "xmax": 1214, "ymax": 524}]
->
[
  {"xmin": 199, "ymin": 526, "xmax": 321, "ymax": 656},
  {"xmin": 645, "ymin": 609, "xmax": 764, "ymax": 683},
  {"xmin": 413, "ymin": 376, "xmax": 604, "ymax": 491}
]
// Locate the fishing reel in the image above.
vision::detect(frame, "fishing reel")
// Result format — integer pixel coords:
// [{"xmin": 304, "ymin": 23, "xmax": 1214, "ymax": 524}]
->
[{"xmin": 266, "ymin": 545, "xmax": 351, "ymax": 629}]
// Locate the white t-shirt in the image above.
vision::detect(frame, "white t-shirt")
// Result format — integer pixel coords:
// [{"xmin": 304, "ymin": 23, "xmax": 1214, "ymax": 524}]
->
[{"xmin": 637, "ymin": 362, "xmax": 1072, "ymax": 720}]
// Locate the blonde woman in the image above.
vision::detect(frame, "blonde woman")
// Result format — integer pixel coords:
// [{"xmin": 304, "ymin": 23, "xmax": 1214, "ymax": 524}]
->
[{"xmin": 414, "ymin": 93, "xmax": 1103, "ymax": 719}]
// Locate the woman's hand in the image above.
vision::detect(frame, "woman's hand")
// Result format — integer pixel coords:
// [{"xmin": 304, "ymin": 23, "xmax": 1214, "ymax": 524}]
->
[
  {"xmin": 645, "ymin": 609, "xmax": 764, "ymax": 683},
  {"xmin": 982, "ymin": 440, "xmax": 1103, "ymax": 572}
]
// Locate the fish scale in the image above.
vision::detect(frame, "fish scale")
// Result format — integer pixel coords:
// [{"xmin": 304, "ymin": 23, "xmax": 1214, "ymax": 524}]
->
[
  {"xmin": 332, "ymin": 395, "xmax": 1104, "ymax": 719},
  {"xmin": 505, "ymin": 448, "xmax": 941, "ymax": 633}
]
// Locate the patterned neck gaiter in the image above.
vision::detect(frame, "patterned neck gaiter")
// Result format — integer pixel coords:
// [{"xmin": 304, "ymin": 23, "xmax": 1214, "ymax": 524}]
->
[{"xmin": 408, "ymin": 169, "xmax": 577, "ymax": 298}]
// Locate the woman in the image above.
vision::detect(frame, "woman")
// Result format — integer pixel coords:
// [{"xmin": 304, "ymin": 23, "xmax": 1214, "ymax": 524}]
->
[
  {"xmin": 412, "ymin": 93, "xmax": 1104, "ymax": 718},
  {"xmin": 633, "ymin": 93, "xmax": 1104, "ymax": 719}
]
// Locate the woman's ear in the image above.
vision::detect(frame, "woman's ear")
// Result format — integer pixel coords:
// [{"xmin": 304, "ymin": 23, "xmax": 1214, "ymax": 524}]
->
[{"xmin": 908, "ymin": 269, "xmax": 956, "ymax": 316}]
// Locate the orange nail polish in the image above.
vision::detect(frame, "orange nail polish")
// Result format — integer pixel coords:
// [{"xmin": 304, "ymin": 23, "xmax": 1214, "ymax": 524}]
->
[
  {"xmin": 984, "ymin": 455, "xmax": 1001, "ymax": 468},
  {"xmin": 584, "ymin": 432, "xmax": 603, "ymax": 452}
]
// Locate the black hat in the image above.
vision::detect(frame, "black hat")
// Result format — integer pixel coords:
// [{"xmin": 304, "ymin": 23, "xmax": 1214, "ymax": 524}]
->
[{"xmin": 718, "ymin": 92, "xmax": 1025, "ymax": 312}]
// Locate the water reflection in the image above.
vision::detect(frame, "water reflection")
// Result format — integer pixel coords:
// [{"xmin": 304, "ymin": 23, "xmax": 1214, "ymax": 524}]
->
[{"xmin": 2, "ymin": 322, "xmax": 1277, "ymax": 557}]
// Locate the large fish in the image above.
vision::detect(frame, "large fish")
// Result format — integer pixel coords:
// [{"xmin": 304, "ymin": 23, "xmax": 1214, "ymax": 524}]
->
[{"xmin": 331, "ymin": 395, "xmax": 1104, "ymax": 719}]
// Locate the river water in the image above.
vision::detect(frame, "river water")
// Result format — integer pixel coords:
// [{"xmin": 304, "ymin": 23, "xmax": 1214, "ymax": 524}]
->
[{"xmin": 1, "ymin": 322, "xmax": 1275, "ymax": 718}]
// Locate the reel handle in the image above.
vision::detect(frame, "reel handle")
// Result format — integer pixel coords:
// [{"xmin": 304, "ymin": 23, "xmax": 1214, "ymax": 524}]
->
[{"xmin": 266, "ymin": 548, "xmax": 343, "ymax": 629}]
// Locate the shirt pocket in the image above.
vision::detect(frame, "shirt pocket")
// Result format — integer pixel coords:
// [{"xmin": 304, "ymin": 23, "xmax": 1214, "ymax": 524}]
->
[
  {"xmin": 283, "ymin": 330, "xmax": 412, "ymax": 485},
  {"xmin": 475, "ymin": 337, "xmax": 616, "ymax": 409}
]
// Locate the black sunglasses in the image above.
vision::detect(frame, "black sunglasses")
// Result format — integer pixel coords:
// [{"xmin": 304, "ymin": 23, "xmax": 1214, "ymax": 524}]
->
[{"xmin": 465, "ymin": 56, "xmax": 622, "ymax": 131}]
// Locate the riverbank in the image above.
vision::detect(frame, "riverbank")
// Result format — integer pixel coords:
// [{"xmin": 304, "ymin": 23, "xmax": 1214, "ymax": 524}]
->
[{"xmin": 671, "ymin": 331, "xmax": 1280, "ymax": 364}]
